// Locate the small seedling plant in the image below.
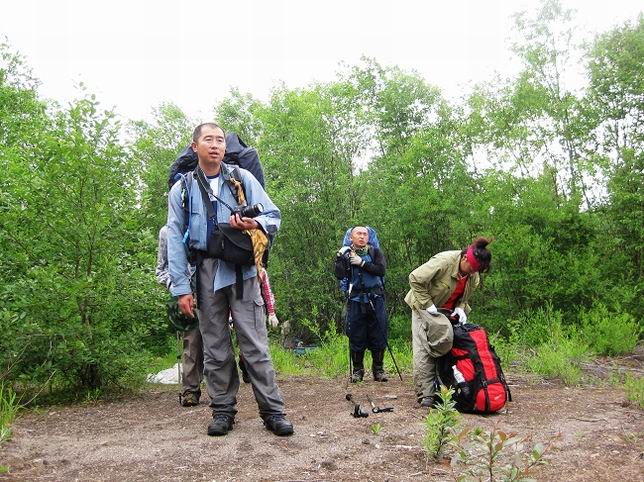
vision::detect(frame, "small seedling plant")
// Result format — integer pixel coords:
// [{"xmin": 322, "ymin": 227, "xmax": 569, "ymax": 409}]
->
[{"xmin": 422, "ymin": 386, "xmax": 460, "ymax": 462}]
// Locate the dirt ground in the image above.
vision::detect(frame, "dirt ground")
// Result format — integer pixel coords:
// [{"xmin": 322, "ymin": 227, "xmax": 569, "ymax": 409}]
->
[{"xmin": 1, "ymin": 369, "xmax": 642, "ymax": 482}]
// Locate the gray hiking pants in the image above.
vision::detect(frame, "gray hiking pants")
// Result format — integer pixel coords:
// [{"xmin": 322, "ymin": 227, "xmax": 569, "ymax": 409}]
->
[
  {"xmin": 411, "ymin": 309, "xmax": 453, "ymax": 402},
  {"xmin": 197, "ymin": 258, "xmax": 285, "ymax": 418},
  {"xmin": 181, "ymin": 326, "xmax": 204, "ymax": 396}
]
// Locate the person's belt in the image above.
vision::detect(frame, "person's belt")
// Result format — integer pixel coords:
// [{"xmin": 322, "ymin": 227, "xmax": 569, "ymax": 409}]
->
[{"xmin": 351, "ymin": 287, "xmax": 384, "ymax": 296}]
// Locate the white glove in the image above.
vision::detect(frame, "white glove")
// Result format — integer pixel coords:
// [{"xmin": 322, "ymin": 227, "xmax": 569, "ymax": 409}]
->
[
  {"xmin": 268, "ymin": 313, "xmax": 279, "ymax": 329},
  {"xmin": 453, "ymin": 307, "xmax": 467, "ymax": 324},
  {"xmin": 337, "ymin": 246, "xmax": 351, "ymax": 257},
  {"xmin": 349, "ymin": 254, "xmax": 364, "ymax": 267},
  {"xmin": 425, "ymin": 304, "xmax": 438, "ymax": 315}
]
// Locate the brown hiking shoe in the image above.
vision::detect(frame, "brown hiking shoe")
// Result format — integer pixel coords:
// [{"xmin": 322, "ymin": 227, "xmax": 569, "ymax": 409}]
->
[{"xmin": 181, "ymin": 392, "xmax": 199, "ymax": 407}]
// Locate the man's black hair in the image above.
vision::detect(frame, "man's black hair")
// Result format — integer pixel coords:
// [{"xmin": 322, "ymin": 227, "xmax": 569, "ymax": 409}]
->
[{"xmin": 192, "ymin": 122, "xmax": 225, "ymax": 143}]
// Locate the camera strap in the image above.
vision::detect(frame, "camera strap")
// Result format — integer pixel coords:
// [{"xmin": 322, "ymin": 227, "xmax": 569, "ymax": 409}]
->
[
  {"xmin": 195, "ymin": 168, "xmax": 238, "ymax": 218},
  {"xmin": 194, "ymin": 167, "xmax": 252, "ymax": 300}
]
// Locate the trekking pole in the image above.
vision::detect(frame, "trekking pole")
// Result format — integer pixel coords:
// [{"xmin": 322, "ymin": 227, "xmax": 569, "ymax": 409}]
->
[
  {"xmin": 369, "ymin": 299, "xmax": 403, "ymax": 381},
  {"xmin": 345, "ymin": 283, "xmax": 353, "ymax": 383}
]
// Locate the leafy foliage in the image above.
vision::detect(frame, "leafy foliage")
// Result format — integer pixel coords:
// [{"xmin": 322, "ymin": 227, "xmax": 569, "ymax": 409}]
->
[{"xmin": 0, "ymin": 2, "xmax": 642, "ymax": 396}]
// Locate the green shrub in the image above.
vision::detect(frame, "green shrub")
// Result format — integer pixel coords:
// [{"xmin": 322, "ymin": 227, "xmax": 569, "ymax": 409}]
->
[
  {"xmin": 388, "ymin": 314, "xmax": 411, "ymax": 343},
  {"xmin": 524, "ymin": 324, "xmax": 590, "ymax": 385},
  {"xmin": 580, "ymin": 303, "xmax": 641, "ymax": 356},
  {"xmin": 514, "ymin": 304, "xmax": 564, "ymax": 347},
  {"xmin": 488, "ymin": 332, "xmax": 519, "ymax": 371}
]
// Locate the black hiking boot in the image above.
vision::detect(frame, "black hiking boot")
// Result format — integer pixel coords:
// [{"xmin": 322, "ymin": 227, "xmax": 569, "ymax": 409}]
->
[
  {"xmin": 350, "ymin": 368, "xmax": 365, "ymax": 383},
  {"xmin": 263, "ymin": 414, "xmax": 294, "ymax": 436},
  {"xmin": 350, "ymin": 350, "xmax": 365, "ymax": 383},
  {"xmin": 207, "ymin": 414, "xmax": 234, "ymax": 436},
  {"xmin": 420, "ymin": 394, "xmax": 441, "ymax": 409},
  {"xmin": 371, "ymin": 349, "xmax": 388, "ymax": 382}
]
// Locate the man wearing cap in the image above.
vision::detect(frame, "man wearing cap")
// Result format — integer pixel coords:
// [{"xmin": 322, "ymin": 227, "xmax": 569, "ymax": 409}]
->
[{"xmin": 404, "ymin": 237, "xmax": 493, "ymax": 408}]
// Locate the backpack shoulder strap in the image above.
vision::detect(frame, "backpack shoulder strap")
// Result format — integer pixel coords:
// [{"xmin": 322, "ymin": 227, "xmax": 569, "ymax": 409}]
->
[
  {"xmin": 368, "ymin": 245, "xmax": 385, "ymax": 286},
  {"xmin": 222, "ymin": 164, "xmax": 247, "ymax": 204},
  {"xmin": 180, "ymin": 171, "xmax": 194, "ymax": 245}
]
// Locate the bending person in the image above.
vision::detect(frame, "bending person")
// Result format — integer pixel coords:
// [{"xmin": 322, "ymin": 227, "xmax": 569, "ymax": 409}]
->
[{"xmin": 405, "ymin": 237, "xmax": 493, "ymax": 407}]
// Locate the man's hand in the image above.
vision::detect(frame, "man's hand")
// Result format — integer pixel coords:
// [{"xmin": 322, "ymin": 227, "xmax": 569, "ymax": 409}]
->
[
  {"xmin": 178, "ymin": 294, "xmax": 195, "ymax": 318},
  {"xmin": 337, "ymin": 246, "xmax": 351, "ymax": 257},
  {"xmin": 230, "ymin": 213, "xmax": 259, "ymax": 231},
  {"xmin": 268, "ymin": 313, "xmax": 279, "ymax": 329},
  {"xmin": 425, "ymin": 304, "xmax": 438, "ymax": 316},
  {"xmin": 349, "ymin": 253, "xmax": 364, "ymax": 267},
  {"xmin": 453, "ymin": 307, "xmax": 467, "ymax": 324}
]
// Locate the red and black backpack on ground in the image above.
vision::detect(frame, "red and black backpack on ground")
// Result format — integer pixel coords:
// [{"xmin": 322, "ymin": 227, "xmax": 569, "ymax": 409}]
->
[{"xmin": 437, "ymin": 320, "xmax": 511, "ymax": 414}]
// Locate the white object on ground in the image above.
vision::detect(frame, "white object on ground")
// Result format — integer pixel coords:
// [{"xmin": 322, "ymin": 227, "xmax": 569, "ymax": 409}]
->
[{"xmin": 147, "ymin": 363, "xmax": 181, "ymax": 384}]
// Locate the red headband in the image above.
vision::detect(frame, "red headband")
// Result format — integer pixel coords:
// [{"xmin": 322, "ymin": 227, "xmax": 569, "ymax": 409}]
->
[{"xmin": 466, "ymin": 245, "xmax": 481, "ymax": 272}]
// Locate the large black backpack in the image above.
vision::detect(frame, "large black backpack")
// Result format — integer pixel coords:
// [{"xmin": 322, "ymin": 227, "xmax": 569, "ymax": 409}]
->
[
  {"xmin": 168, "ymin": 132, "xmax": 265, "ymax": 190},
  {"xmin": 437, "ymin": 320, "xmax": 511, "ymax": 414}
]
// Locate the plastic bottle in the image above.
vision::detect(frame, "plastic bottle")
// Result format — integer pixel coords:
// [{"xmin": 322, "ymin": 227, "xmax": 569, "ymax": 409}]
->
[
  {"xmin": 452, "ymin": 365, "xmax": 471, "ymax": 399},
  {"xmin": 452, "ymin": 365, "xmax": 466, "ymax": 384}
]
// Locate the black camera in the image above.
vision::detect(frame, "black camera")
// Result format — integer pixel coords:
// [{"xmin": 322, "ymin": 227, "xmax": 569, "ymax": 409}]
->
[{"xmin": 232, "ymin": 203, "xmax": 264, "ymax": 218}]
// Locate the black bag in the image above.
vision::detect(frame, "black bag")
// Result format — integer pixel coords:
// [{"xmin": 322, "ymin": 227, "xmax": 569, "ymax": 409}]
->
[
  {"xmin": 168, "ymin": 132, "xmax": 265, "ymax": 190},
  {"xmin": 207, "ymin": 223, "xmax": 254, "ymax": 266}
]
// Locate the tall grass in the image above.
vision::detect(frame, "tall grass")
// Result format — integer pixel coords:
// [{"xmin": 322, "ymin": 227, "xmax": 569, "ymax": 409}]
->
[
  {"xmin": 624, "ymin": 374, "xmax": 644, "ymax": 408},
  {"xmin": 270, "ymin": 328, "xmax": 412, "ymax": 379},
  {"xmin": 0, "ymin": 384, "xmax": 20, "ymax": 444},
  {"xmin": 517, "ymin": 307, "xmax": 589, "ymax": 384}
]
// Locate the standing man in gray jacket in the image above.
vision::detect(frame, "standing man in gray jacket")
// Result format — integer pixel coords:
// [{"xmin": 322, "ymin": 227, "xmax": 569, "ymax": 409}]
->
[{"xmin": 166, "ymin": 122, "xmax": 293, "ymax": 437}]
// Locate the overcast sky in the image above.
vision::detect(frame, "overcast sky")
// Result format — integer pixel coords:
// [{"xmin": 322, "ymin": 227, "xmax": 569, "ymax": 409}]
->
[{"xmin": 1, "ymin": 0, "xmax": 641, "ymax": 123}]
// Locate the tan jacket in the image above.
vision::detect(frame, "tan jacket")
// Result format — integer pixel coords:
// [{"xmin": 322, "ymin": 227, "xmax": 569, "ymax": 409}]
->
[{"xmin": 404, "ymin": 250, "xmax": 480, "ymax": 313}]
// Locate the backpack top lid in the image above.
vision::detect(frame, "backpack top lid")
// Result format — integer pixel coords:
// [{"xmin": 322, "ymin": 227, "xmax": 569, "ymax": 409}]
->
[
  {"xmin": 342, "ymin": 226, "xmax": 380, "ymax": 249},
  {"xmin": 223, "ymin": 132, "xmax": 247, "ymax": 156},
  {"xmin": 168, "ymin": 145, "xmax": 198, "ymax": 190}
]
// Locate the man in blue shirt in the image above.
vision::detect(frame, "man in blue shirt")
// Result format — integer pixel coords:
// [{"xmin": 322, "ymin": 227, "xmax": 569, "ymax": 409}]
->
[{"xmin": 167, "ymin": 123, "xmax": 293, "ymax": 436}]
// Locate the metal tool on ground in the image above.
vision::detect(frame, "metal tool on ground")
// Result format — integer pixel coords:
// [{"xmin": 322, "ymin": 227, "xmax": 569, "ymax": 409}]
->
[
  {"xmin": 345, "ymin": 393, "xmax": 369, "ymax": 418},
  {"xmin": 366, "ymin": 394, "xmax": 394, "ymax": 413}
]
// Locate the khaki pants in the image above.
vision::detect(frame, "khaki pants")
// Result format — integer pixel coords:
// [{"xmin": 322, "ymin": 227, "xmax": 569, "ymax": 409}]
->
[
  {"xmin": 411, "ymin": 309, "xmax": 453, "ymax": 401},
  {"xmin": 181, "ymin": 326, "xmax": 204, "ymax": 396}
]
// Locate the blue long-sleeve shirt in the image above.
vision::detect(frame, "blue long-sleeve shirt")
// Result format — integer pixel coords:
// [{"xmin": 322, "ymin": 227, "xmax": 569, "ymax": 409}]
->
[{"xmin": 166, "ymin": 163, "xmax": 280, "ymax": 296}]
